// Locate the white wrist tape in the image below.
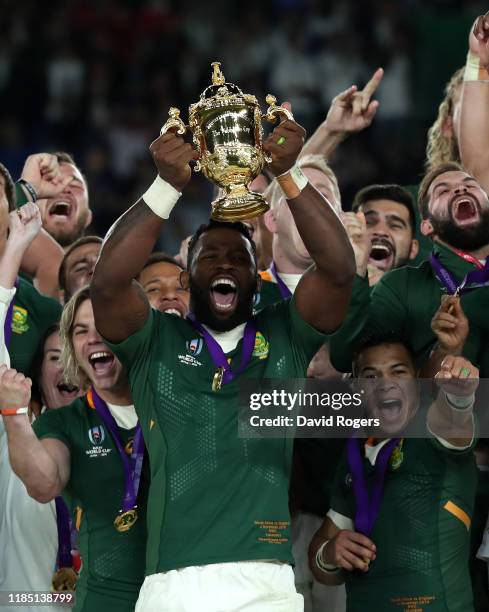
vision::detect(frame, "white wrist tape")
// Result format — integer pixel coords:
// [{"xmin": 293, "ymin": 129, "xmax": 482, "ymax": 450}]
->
[
  {"xmin": 445, "ymin": 391, "xmax": 475, "ymax": 413},
  {"xmin": 464, "ymin": 51, "xmax": 489, "ymax": 82},
  {"xmin": 276, "ymin": 164, "xmax": 308, "ymax": 199},
  {"xmin": 142, "ymin": 176, "xmax": 181, "ymax": 219},
  {"xmin": 316, "ymin": 540, "xmax": 340, "ymax": 573}
]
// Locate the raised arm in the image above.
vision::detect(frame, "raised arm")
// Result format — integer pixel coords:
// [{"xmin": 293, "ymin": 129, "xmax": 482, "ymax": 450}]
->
[
  {"xmin": 459, "ymin": 13, "xmax": 489, "ymax": 192},
  {"xmin": 427, "ymin": 355, "xmax": 478, "ymax": 447},
  {"xmin": 91, "ymin": 131, "xmax": 198, "ymax": 343},
  {"xmin": 0, "ymin": 366, "xmax": 69, "ymax": 502},
  {"xmin": 300, "ymin": 68, "xmax": 383, "ymax": 159},
  {"xmin": 264, "ymin": 107, "xmax": 355, "ymax": 333}
]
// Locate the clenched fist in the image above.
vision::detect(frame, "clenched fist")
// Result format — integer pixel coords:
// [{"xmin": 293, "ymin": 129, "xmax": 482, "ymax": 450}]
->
[
  {"xmin": 322, "ymin": 529, "xmax": 376, "ymax": 572},
  {"xmin": 263, "ymin": 103, "xmax": 306, "ymax": 177},
  {"xmin": 149, "ymin": 130, "xmax": 199, "ymax": 192},
  {"xmin": 0, "ymin": 365, "xmax": 32, "ymax": 410},
  {"xmin": 435, "ymin": 355, "xmax": 479, "ymax": 398},
  {"xmin": 8, "ymin": 203, "xmax": 42, "ymax": 251}
]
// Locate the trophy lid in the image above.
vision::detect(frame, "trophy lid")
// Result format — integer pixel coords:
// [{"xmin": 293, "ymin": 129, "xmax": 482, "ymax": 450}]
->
[{"xmin": 199, "ymin": 62, "xmax": 244, "ymax": 100}]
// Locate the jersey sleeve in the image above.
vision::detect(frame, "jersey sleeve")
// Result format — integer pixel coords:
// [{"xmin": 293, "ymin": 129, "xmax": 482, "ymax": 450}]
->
[
  {"xmin": 104, "ymin": 308, "xmax": 157, "ymax": 373},
  {"xmin": 329, "ymin": 451, "xmax": 353, "ymax": 520},
  {"xmin": 33, "ymin": 405, "xmax": 72, "ymax": 449},
  {"xmin": 329, "ymin": 270, "xmax": 409, "ymax": 373}
]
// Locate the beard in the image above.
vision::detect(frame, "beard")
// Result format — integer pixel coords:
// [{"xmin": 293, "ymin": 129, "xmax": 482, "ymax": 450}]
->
[
  {"xmin": 44, "ymin": 210, "xmax": 90, "ymax": 247},
  {"xmin": 429, "ymin": 209, "xmax": 489, "ymax": 251},
  {"xmin": 189, "ymin": 275, "xmax": 257, "ymax": 332}
]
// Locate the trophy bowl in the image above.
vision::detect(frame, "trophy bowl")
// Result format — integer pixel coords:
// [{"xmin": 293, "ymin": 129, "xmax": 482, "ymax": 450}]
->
[{"xmin": 160, "ymin": 62, "xmax": 293, "ymax": 222}]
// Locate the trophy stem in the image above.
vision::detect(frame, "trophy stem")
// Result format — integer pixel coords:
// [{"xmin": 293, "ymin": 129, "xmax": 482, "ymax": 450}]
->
[{"xmin": 211, "ymin": 184, "xmax": 269, "ymax": 222}]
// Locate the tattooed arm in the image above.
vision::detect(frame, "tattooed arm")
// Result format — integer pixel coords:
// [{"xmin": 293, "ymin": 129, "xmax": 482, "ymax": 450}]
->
[{"xmin": 90, "ymin": 131, "xmax": 197, "ymax": 343}]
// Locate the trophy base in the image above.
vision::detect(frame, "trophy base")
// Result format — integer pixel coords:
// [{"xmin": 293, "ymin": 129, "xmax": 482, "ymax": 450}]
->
[{"xmin": 211, "ymin": 191, "xmax": 269, "ymax": 222}]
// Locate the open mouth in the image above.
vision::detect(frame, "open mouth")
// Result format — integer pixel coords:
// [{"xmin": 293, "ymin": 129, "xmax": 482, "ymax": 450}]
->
[
  {"xmin": 88, "ymin": 350, "xmax": 115, "ymax": 376},
  {"xmin": 452, "ymin": 196, "xmax": 480, "ymax": 225},
  {"xmin": 56, "ymin": 381, "xmax": 80, "ymax": 399},
  {"xmin": 369, "ymin": 238, "xmax": 394, "ymax": 271},
  {"xmin": 376, "ymin": 398, "xmax": 403, "ymax": 424},
  {"xmin": 163, "ymin": 307, "xmax": 182, "ymax": 317},
  {"xmin": 48, "ymin": 201, "xmax": 72, "ymax": 222},
  {"xmin": 209, "ymin": 277, "xmax": 238, "ymax": 314}
]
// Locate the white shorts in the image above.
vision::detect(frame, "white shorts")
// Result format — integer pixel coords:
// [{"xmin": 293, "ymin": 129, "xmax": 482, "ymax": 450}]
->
[{"xmin": 135, "ymin": 561, "xmax": 304, "ymax": 612}]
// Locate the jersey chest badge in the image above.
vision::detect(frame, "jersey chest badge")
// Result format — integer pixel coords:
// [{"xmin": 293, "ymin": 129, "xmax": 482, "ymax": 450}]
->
[
  {"xmin": 389, "ymin": 439, "xmax": 404, "ymax": 470},
  {"xmin": 252, "ymin": 331, "xmax": 269, "ymax": 360},
  {"xmin": 11, "ymin": 305, "xmax": 29, "ymax": 334}
]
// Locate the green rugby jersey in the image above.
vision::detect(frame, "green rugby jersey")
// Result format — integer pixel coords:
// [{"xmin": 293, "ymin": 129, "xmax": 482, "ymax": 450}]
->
[
  {"xmin": 107, "ymin": 297, "xmax": 325, "ymax": 575},
  {"xmin": 329, "ymin": 241, "xmax": 488, "ymax": 373},
  {"xmin": 9, "ymin": 277, "xmax": 61, "ymax": 375},
  {"xmin": 254, "ymin": 272, "xmax": 283, "ymax": 311},
  {"xmin": 33, "ymin": 398, "xmax": 148, "ymax": 612},
  {"xmin": 330, "ymin": 437, "xmax": 477, "ymax": 612}
]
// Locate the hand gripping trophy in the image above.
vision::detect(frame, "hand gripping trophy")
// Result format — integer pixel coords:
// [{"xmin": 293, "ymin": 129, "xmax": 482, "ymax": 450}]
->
[{"xmin": 160, "ymin": 62, "xmax": 293, "ymax": 221}]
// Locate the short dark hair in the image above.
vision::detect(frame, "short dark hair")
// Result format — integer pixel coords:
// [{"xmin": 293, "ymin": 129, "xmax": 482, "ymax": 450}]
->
[
  {"xmin": 141, "ymin": 251, "xmax": 182, "ymax": 273},
  {"xmin": 58, "ymin": 235, "xmax": 103, "ymax": 293},
  {"xmin": 53, "ymin": 151, "xmax": 76, "ymax": 166},
  {"xmin": 187, "ymin": 220, "xmax": 257, "ymax": 270},
  {"xmin": 30, "ymin": 324, "xmax": 60, "ymax": 405},
  {"xmin": 352, "ymin": 184, "xmax": 415, "ymax": 233},
  {"xmin": 352, "ymin": 330, "xmax": 415, "ymax": 375},
  {"xmin": 418, "ymin": 161, "xmax": 465, "ymax": 220},
  {"xmin": 0, "ymin": 163, "xmax": 16, "ymax": 212}
]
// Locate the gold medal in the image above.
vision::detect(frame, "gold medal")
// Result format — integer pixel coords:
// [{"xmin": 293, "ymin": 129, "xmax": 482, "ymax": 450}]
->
[
  {"xmin": 52, "ymin": 567, "xmax": 77, "ymax": 592},
  {"xmin": 212, "ymin": 367, "xmax": 225, "ymax": 392},
  {"xmin": 114, "ymin": 508, "xmax": 138, "ymax": 532}
]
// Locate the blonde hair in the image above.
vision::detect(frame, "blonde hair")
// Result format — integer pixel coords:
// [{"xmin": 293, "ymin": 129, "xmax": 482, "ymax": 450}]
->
[
  {"xmin": 267, "ymin": 154, "xmax": 341, "ymax": 213},
  {"xmin": 60, "ymin": 285, "xmax": 91, "ymax": 391},
  {"xmin": 425, "ymin": 68, "xmax": 464, "ymax": 171}
]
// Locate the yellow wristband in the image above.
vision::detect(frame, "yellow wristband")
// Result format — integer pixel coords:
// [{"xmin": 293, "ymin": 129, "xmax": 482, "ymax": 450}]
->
[{"xmin": 464, "ymin": 51, "xmax": 489, "ymax": 82}]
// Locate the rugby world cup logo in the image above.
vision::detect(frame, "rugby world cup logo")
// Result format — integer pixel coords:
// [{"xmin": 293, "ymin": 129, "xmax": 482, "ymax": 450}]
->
[
  {"xmin": 186, "ymin": 337, "xmax": 203, "ymax": 356},
  {"xmin": 88, "ymin": 426, "xmax": 105, "ymax": 445}
]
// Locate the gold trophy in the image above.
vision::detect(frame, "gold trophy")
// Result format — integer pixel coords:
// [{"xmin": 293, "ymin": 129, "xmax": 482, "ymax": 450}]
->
[{"xmin": 160, "ymin": 62, "xmax": 293, "ymax": 221}]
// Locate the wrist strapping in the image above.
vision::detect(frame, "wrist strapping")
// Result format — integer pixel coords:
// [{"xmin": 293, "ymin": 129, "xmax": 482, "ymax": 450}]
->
[
  {"xmin": 16, "ymin": 179, "xmax": 37, "ymax": 203},
  {"xmin": 276, "ymin": 164, "xmax": 308, "ymax": 199},
  {"xmin": 1, "ymin": 407, "xmax": 29, "ymax": 416},
  {"xmin": 316, "ymin": 540, "xmax": 340, "ymax": 573},
  {"xmin": 464, "ymin": 51, "xmax": 489, "ymax": 82},
  {"xmin": 445, "ymin": 391, "xmax": 475, "ymax": 412},
  {"xmin": 142, "ymin": 176, "xmax": 181, "ymax": 219}
]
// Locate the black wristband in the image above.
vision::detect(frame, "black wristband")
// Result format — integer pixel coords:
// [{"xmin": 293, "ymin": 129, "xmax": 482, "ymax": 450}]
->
[{"xmin": 16, "ymin": 179, "xmax": 37, "ymax": 203}]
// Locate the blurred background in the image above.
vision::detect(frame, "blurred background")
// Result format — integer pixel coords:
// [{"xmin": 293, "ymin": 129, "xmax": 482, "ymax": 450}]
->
[{"xmin": 0, "ymin": 0, "xmax": 484, "ymax": 252}]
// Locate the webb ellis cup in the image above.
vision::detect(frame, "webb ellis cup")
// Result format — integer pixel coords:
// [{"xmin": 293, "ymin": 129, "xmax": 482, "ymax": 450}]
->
[{"xmin": 160, "ymin": 62, "xmax": 293, "ymax": 221}]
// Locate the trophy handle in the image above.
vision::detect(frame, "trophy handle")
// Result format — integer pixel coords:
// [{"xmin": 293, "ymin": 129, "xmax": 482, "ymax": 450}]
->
[
  {"xmin": 263, "ymin": 94, "xmax": 294, "ymax": 123},
  {"xmin": 160, "ymin": 107, "xmax": 187, "ymax": 136}
]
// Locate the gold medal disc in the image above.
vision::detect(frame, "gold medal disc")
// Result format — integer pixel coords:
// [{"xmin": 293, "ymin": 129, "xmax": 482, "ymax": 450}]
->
[
  {"xmin": 52, "ymin": 567, "xmax": 77, "ymax": 592},
  {"xmin": 114, "ymin": 508, "xmax": 138, "ymax": 532},
  {"xmin": 212, "ymin": 367, "xmax": 225, "ymax": 392}
]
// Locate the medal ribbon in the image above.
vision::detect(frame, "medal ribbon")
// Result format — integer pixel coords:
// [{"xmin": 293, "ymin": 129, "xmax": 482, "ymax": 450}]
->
[
  {"xmin": 429, "ymin": 253, "xmax": 489, "ymax": 295},
  {"xmin": 87, "ymin": 389, "xmax": 144, "ymax": 514},
  {"xmin": 347, "ymin": 437, "xmax": 400, "ymax": 536},
  {"xmin": 54, "ymin": 497, "xmax": 73, "ymax": 569},
  {"xmin": 270, "ymin": 262, "xmax": 292, "ymax": 299},
  {"xmin": 186, "ymin": 314, "xmax": 257, "ymax": 386},
  {"xmin": 3, "ymin": 279, "xmax": 18, "ymax": 348},
  {"xmin": 452, "ymin": 247, "xmax": 485, "ymax": 269}
]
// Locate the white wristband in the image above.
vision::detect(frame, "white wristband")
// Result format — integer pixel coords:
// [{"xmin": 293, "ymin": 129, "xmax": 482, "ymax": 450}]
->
[
  {"xmin": 445, "ymin": 391, "xmax": 475, "ymax": 412},
  {"xmin": 276, "ymin": 164, "xmax": 308, "ymax": 199},
  {"xmin": 316, "ymin": 540, "xmax": 340, "ymax": 573},
  {"xmin": 142, "ymin": 175, "xmax": 181, "ymax": 219}
]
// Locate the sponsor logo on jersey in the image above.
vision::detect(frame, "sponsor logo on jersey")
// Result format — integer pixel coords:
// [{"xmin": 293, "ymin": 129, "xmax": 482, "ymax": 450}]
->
[
  {"xmin": 252, "ymin": 331, "xmax": 269, "ymax": 360},
  {"xmin": 186, "ymin": 337, "xmax": 203, "ymax": 356},
  {"xmin": 88, "ymin": 426, "xmax": 105, "ymax": 445},
  {"xmin": 12, "ymin": 305, "xmax": 29, "ymax": 334}
]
